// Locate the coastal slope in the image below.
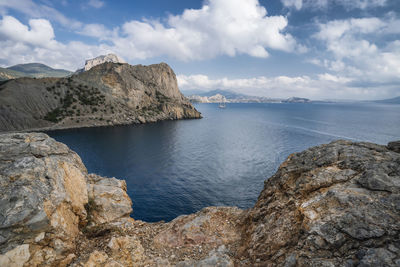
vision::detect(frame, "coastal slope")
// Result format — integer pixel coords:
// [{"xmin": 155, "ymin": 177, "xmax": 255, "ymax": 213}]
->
[
  {"xmin": 0, "ymin": 62, "xmax": 201, "ymax": 132},
  {"xmin": 0, "ymin": 133, "xmax": 399, "ymax": 266},
  {"xmin": 0, "ymin": 63, "xmax": 72, "ymax": 81}
]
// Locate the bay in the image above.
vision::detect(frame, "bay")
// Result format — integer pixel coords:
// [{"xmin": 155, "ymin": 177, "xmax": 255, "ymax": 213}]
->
[{"xmin": 47, "ymin": 102, "xmax": 400, "ymax": 222}]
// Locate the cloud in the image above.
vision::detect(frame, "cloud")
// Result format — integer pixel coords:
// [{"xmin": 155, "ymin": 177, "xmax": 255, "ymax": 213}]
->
[
  {"xmin": 78, "ymin": 23, "xmax": 117, "ymax": 40},
  {"xmin": 0, "ymin": 15, "xmax": 111, "ymax": 70},
  {"xmin": 311, "ymin": 17, "xmax": 400, "ymax": 89},
  {"xmin": 281, "ymin": 0, "xmax": 387, "ymax": 10},
  {"xmin": 177, "ymin": 73, "xmax": 397, "ymax": 100},
  {"xmin": 0, "ymin": 16, "xmax": 55, "ymax": 47},
  {"xmin": 0, "ymin": 0, "xmax": 82, "ymax": 29},
  {"xmin": 281, "ymin": 0, "xmax": 303, "ymax": 10},
  {"xmin": 87, "ymin": 0, "xmax": 104, "ymax": 9},
  {"xmin": 0, "ymin": 0, "xmax": 303, "ymax": 69},
  {"xmin": 80, "ymin": 0, "xmax": 301, "ymax": 61}
]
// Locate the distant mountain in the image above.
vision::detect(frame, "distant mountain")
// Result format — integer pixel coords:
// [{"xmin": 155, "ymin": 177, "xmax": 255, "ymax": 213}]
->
[
  {"xmin": 374, "ymin": 96, "xmax": 400, "ymax": 104},
  {"xmin": 282, "ymin": 97, "xmax": 311, "ymax": 103},
  {"xmin": 0, "ymin": 63, "xmax": 72, "ymax": 81},
  {"xmin": 187, "ymin": 89, "xmax": 310, "ymax": 103},
  {"xmin": 182, "ymin": 89, "xmax": 205, "ymax": 96},
  {"xmin": 196, "ymin": 89, "xmax": 248, "ymax": 99}
]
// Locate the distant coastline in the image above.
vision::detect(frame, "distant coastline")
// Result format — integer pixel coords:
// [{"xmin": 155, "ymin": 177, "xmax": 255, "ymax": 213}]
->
[{"xmin": 185, "ymin": 89, "xmax": 400, "ymax": 104}]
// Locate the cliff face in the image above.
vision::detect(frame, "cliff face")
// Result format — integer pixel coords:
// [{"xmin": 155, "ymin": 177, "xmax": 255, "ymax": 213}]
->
[
  {"xmin": 0, "ymin": 134, "xmax": 399, "ymax": 266},
  {"xmin": 83, "ymin": 54, "xmax": 126, "ymax": 71},
  {"xmin": 0, "ymin": 62, "xmax": 201, "ymax": 132}
]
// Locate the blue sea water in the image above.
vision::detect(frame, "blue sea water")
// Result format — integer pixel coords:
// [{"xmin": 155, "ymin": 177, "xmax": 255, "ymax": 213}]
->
[{"xmin": 47, "ymin": 102, "xmax": 400, "ymax": 222}]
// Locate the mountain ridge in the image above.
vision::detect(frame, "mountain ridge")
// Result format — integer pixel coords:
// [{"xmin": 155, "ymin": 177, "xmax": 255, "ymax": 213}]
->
[
  {"xmin": 187, "ymin": 89, "xmax": 310, "ymax": 103},
  {"xmin": 0, "ymin": 63, "xmax": 72, "ymax": 81},
  {"xmin": 374, "ymin": 96, "xmax": 400, "ymax": 104},
  {"xmin": 0, "ymin": 61, "xmax": 201, "ymax": 132}
]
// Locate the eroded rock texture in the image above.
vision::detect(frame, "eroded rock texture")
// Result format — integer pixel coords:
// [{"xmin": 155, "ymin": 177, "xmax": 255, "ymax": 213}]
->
[
  {"xmin": 0, "ymin": 133, "xmax": 132, "ymax": 266},
  {"xmin": 0, "ymin": 133, "xmax": 399, "ymax": 266},
  {"xmin": 242, "ymin": 140, "xmax": 400, "ymax": 266}
]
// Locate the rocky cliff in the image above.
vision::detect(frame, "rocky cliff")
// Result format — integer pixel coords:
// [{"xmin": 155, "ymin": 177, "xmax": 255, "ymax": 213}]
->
[
  {"xmin": 0, "ymin": 62, "xmax": 201, "ymax": 132},
  {"xmin": 82, "ymin": 54, "xmax": 126, "ymax": 71},
  {"xmin": 0, "ymin": 133, "xmax": 399, "ymax": 266}
]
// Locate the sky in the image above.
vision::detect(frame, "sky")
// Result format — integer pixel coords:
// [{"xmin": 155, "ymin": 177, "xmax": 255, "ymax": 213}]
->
[{"xmin": 0, "ymin": 0, "xmax": 399, "ymax": 100}]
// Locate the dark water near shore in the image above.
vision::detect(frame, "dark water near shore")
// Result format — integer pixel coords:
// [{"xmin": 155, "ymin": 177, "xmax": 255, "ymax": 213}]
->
[{"xmin": 47, "ymin": 103, "xmax": 400, "ymax": 222}]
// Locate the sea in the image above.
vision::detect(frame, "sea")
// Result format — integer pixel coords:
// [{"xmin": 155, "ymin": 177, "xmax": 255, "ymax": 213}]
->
[{"xmin": 47, "ymin": 102, "xmax": 400, "ymax": 222}]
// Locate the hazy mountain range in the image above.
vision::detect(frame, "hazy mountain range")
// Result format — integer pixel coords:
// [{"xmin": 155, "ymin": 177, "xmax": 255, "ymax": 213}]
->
[
  {"xmin": 373, "ymin": 96, "xmax": 400, "ymax": 104},
  {"xmin": 184, "ymin": 89, "xmax": 400, "ymax": 104},
  {"xmin": 185, "ymin": 89, "xmax": 310, "ymax": 103},
  {"xmin": 0, "ymin": 63, "xmax": 72, "ymax": 81}
]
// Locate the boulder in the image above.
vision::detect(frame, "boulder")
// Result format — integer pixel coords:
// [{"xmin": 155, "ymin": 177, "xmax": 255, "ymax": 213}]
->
[
  {"xmin": 0, "ymin": 133, "xmax": 132, "ymax": 266},
  {"xmin": 388, "ymin": 141, "xmax": 400, "ymax": 153}
]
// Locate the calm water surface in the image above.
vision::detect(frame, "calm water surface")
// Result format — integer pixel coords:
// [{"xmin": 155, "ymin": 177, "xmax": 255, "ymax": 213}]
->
[{"xmin": 47, "ymin": 103, "xmax": 400, "ymax": 222}]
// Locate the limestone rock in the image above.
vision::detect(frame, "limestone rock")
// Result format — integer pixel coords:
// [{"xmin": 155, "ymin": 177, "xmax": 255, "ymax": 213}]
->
[
  {"xmin": 241, "ymin": 140, "xmax": 400, "ymax": 266},
  {"xmin": 83, "ymin": 54, "xmax": 126, "ymax": 71},
  {"xmin": 0, "ymin": 244, "xmax": 30, "ymax": 267},
  {"xmin": 87, "ymin": 174, "xmax": 132, "ymax": 224},
  {"xmin": 154, "ymin": 207, "xmax": 243, "ymax": 248},
  {"xmin": 0, "ymin": 133, "xmax": 133, "ymax": 266}
]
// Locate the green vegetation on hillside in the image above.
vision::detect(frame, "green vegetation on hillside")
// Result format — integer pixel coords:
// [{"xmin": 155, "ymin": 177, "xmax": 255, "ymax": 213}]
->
[
  {"xmin": 43, "ymin": 78, "xmax": 109, "ymax": 123},
  {"xmin": 0, "ymin": 63, "xmax": 72, "ymax": 81}
]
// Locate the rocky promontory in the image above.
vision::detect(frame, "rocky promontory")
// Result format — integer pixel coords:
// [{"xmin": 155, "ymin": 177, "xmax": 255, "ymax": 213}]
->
[
  {"xmin": 82, "ymin": 54, "xmax": 126, "ymax": 72},
  {"xmin": 0, "ymin": 133, "xmax": 399, "ymax": 266},
  {"xmin": 0, "ymin": 61, "xmax": 201, "ymax": 132}
]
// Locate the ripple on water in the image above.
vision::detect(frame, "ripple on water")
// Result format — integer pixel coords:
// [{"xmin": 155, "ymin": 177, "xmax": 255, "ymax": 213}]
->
[{"xmin": 47, "ymin": 102, "xmax": 400, "ymax": 222}]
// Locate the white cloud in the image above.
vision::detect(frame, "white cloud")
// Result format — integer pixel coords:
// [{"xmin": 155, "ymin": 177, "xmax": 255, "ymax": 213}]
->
[
  {"xmin": 88, "ymin": 0, "xmax": 104, "ymax": 9},
  {"xmin": 0, "ymin": 0, "xmax": 303, "ymax": 69},
  {"xmin": 177, "ymin": 73, "xmax": 397, "ymax": 100},
  {"xmin": 0, "ymin": 0, "xmax": 82, "ymax": 29},
  {"xmin": 88, "ymin": 0, "xmax": 301, "ymax": 61},
  {"xmin": 0, "ymin": 16, "xmax": 111, "ymax": 70},
  {"xmin": 311, "ymin": 17, "xmax": 400, "ymax": 91},
  {"xmin": 282, "ymin": 0, "xmax": 387, "ymax": 10},
  {"xmin": 78, "ymin": 23, "xmax": 118, "ymax": 40},
  {"xmin": 0, "ymin": 16, "xmax": 56, "ymax": 48}
]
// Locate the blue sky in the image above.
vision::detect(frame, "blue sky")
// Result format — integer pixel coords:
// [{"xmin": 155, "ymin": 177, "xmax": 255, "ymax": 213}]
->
[{"xmin": 0, "ymin": 0, "xmax": 399, "ymax": 100}]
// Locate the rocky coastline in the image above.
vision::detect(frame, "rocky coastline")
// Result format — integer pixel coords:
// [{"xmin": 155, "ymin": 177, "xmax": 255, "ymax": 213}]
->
[
  {"xmin": 0, "ymin": 133, "xmax": 399, "ymax": 266},
  {"xmin": 0, "ymin": 62, "xmax": 201, "ymax": 133}
]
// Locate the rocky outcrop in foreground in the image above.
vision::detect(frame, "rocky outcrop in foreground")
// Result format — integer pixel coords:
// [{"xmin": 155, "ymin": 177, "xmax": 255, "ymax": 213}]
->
[
  {"xmin": 0, "ymin": 133, "xmax": 399, "ymax": 266},
  {"xmin": 0, "ymin": 61, "xmax": 201, "ymax": 132}
]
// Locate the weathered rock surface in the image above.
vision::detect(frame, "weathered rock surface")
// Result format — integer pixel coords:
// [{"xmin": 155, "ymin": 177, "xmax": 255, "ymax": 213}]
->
[
  {"xmin": 0, "ymin": 133, "xmax": 132, "ymax": 266},
  {"xmin": 242, "ymin": 140, "xmax": 400, "ymax": 266},
  {"xmin": 0, "ymin": 61, "xmax": 201, "ymax": 132},
  {"xmin": 83, "ymin": 54, "xmax": 126, "ymax": 72},
  {"xmin": 1, "ymin": 133, "xmax": 399, "ymax": 266}
]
